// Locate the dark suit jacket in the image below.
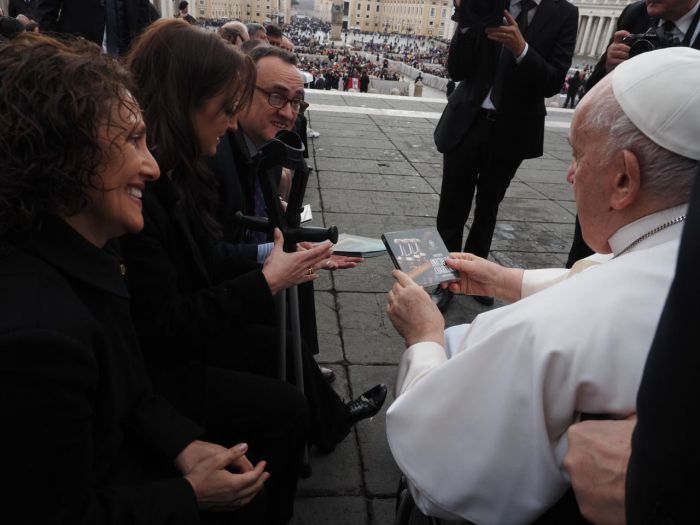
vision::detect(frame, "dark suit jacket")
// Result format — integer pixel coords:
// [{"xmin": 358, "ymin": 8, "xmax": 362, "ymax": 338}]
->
[
  {"xmin": 626, "ymin": 176, "xmax": 700, "ymax": 523},
  {"xmin": 585, "ymin": 0, "xmax": 700, "ymax": 90},
  {"xmin": 34, "ymin": 0, "xmax": 159, "ymax": 50},
  {"xmin": 434, "ymin": 0, "xmax": 578, "ymax": 158},
  {"xmin": 0, "ymin": 217, "xmax": 203, "ymax": 524}
]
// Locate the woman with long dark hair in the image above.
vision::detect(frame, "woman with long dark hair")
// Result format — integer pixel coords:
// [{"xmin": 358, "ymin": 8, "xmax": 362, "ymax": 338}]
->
[
  {"xmin": 120, "ymin": 19, "xmax": 386, "ymax": 524},
  {"xmin": 0, "ymin": 33, "xmax": 269, "ymax": 524}
]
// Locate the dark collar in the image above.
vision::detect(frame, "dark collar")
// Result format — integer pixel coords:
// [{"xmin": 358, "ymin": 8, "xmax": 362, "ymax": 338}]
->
[{"xmin": 20, "ymin": 216, "xmax": 129, "ymax": 298}]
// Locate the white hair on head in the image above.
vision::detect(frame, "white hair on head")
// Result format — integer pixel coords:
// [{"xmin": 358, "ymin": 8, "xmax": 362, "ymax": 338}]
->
[{"xmin": 582, "ymin": 82, "xmax": 698, "ymax": 204}]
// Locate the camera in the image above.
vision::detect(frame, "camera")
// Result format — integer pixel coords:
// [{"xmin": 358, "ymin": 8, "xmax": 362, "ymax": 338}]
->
[
  {"xmin": 458, "ymin": 0, "xmax": 509, "ymax": 28},
  {"xmin": 623, "ymin": 28, "xmax": 679, "ymax": 58}
]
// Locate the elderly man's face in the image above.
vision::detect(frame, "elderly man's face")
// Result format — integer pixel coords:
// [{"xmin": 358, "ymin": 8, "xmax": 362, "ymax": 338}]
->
[
  {"xmin": 238, "ymin": 56, "xmax": 303, "ymax": 148},
  {"xmin": 566, "ymin": 92, "xmax": 619, "ymax": 253},
  {"xmin": 646, "ymin": 0, "xmax": 696, "ymax": 20}
]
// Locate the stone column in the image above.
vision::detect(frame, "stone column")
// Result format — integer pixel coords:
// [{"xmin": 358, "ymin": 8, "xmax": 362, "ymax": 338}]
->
[
  {"xmin": 576, "ymin": 16, "xmax": 589, "ymax": 54},
  {"xmin": 590, "ymin": 15, "xmax": 605, "ymax": 57},
  {"xmin": 581, "ymin": 16, "xmax": 594, "ymax": 56}
]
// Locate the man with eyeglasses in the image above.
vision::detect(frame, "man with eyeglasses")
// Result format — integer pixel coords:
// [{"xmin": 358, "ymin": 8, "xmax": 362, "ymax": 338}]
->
[{"xmin": 209, "ymin": 46, "xmax": 384, "ymax": 399}]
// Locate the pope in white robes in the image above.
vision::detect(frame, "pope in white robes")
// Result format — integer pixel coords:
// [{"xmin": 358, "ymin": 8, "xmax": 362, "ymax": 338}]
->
[{"xmin": 385, "ymin": 48, "xmax": 700, "ymax": 525}]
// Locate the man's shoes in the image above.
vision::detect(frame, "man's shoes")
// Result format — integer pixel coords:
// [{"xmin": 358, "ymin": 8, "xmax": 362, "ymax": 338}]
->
[
  {"xmin": 347, "ymin": 384, "xmax": 388, "ymax": 424},
  {"xmin": 319, "ymin": 365, "xmax": 336, "ymax": 384},
  {"xmin": 472, "ymin": 295, "xmax": 494, "ymax": 306},
  {"xmin": 431, "ymin": 287, "xmax": 453, "ymax": 313}
]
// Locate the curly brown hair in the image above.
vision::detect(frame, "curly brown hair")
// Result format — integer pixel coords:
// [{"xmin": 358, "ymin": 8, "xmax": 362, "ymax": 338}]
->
[
  {"xmin": 126, "ymin": 19, "xmax": 256, "ymax": 238},
  {"xmin": 0, "ymin": 33, "xmax": 137, "ymax": 237}
]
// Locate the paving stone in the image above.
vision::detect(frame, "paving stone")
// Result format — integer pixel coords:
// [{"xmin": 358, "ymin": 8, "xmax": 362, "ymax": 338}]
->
[
  {"xmin": 333, "ymin": 256, "xmax": 397, "ymax": 294},
  {"xmin": 515, "ymin": 168, "xmax": 567, "ymax": 184},
  {"xmin": 315, "ymin": 137, "xmax": 397, "ymax": 150},
  {"xmin": 314, "ymin": 147, "xmax": 402, "ymax": 161},
  {"xmin": 291, "ymin": 497, "xmax": 367, "ymax": 525},
  {"xmin": 497, "ymin": 197, "xmax": 574, "ymax": 223},
  {"xmin": 319, "ymin": 172, "xmax": 434, "ymax": 193},
  {"xmin": 555, "ymin": 199, "xmax": 578, "ymax": 215},
  {"xmin": 324, "ymin": 213, "xmax": 436, "ymax": 238},
  {"xmin": 314, "ymin": 291, "xmax": 343, "ymax": 363},
  {"xmin": 351, "ymin": 365, "xmax": 402, "ymax": 496},
  {"xmin": 491, "ymin": 250, "xmax": 569, "ymax": 269},
  {"xmin": 411, "ymin": 162, "xmax": 442, "ymax": 177},
  {"xmin": 520, "ymin": 157, "xmax": 571, "ymax": 171},
  {"xmin": 316, "ymin": 128, "xmax": 387, "ymax": 140},
  {"xmin": 297, "ymin": 436, "xmax": 362, "ymax": 496},
  {"xmin": 338, "ymin": 293, "xmax": 404, "ymax": 364},
  {"xmin": 322, "ymin": 189, "xmax": 439, "ymax": 217},
  {"xmin": 316, "ymin": 158, "xmax": 418, "ymax": 176},
  {"xmin": 371, "ymin": 498, "xmax": 398, "ymax": 525},
  {"xmin": 526, "ymin": 182, "xmax": 574, "ymax": 201}
]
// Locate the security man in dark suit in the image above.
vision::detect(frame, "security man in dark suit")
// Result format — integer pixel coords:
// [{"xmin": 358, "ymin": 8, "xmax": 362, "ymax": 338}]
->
[
  {"xmin": 566, "ymin": 0, "xmax": 700, "ymax": 267},
  {"xmin": 34, "ymin": 0, "xmax": 159, "ymax": 55},
  {"xmin": 432, "ymin": 0, "xmax": 578, "ymax": 310}
]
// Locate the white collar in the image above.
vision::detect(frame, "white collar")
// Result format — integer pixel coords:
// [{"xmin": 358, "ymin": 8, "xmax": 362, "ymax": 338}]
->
[
  {"xmin": 608, "ymin": 204, "xmax": 688, "ymax": 256},
  {"xmin": 663, "ymin": 0, "xmax": 700, "ymax": 36}
]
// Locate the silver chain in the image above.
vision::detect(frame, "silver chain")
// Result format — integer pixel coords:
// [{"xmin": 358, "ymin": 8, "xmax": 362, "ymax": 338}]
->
[{"xmin": 614, "ymin": 214, "xmax": 687, "ymax": 258}]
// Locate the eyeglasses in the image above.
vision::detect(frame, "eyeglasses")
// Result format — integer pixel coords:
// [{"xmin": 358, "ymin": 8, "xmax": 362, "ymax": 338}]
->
[{"xmin": 255, "ymin": 85, "xmax": 302, "ymax": 112}]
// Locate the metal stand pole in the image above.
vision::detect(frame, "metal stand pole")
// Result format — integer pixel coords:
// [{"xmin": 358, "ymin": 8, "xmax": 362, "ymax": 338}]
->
[{"xmin": 276, "ymin": 290, "xmax": 287, "ymax": 382}]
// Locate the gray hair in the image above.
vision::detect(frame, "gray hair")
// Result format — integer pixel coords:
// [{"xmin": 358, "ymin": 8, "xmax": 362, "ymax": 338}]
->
[{"xmin": 582, "ymin": 84, "xmax": 698, "ymax": 204}]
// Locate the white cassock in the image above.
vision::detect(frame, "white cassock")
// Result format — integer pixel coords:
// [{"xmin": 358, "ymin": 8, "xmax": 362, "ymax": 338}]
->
[{"xmin": 386, "ymin": 205, "xmax": 687, "ymax": 525}]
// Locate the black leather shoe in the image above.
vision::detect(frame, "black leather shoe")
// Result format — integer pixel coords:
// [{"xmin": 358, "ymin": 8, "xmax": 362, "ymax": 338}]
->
[
  {"xmin": 319, "ymin": 365, "xmax": 336, "ymax": 384},
  {"xmin": 430, "ymin": 287, "xmax": 453, "ymax": 312},
  {"xmin": 472, "ymin": 295, "xmax": 494, "ymax": 306},
  {"xmin": 347, "ymin": 384, "xmax": 388, "ymax": 425}
]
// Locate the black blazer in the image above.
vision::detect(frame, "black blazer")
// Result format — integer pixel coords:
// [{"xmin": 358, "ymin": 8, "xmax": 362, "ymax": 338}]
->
[
  {"xmin": 34, "ymin": 0, "xmax": 159, "ymax": 50},
  {"xmin": 585, "ymin": 0, "xmax": 700, "ymax": 91},
  {"xmin": 434, "ymin": 0, "xmax": 578, "ymax": 158},
  {"xmin": 119, "ymin": 173, "xmax": 276, "ymax": 370},
  {"xmin": 0, "ymin": 218, "xmax": 203, "ymax": 524},
  {"xmin": 626, "ymin": 176, "xmax": 700, "ymax": 523}
]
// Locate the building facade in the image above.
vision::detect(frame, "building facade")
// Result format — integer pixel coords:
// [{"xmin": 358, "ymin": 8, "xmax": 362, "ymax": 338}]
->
[{"xmin": 573, "ymin": 0, "xmax": 634, "ymax": 59}]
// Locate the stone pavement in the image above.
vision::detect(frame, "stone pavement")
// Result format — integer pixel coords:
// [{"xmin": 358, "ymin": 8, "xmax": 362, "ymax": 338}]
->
[{"xmin": 290, "ymin": 90, "xmax": 576, "ymax": 525}]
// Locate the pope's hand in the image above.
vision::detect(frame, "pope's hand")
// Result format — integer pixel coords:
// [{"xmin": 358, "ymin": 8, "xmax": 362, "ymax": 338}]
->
[
  {"xmin": 387, "ymin": 270, "xmax": 445, "ymax": 348},
  {"xmin": 444, "ymin": 253, "xmax": 524, "ymax": 303}
]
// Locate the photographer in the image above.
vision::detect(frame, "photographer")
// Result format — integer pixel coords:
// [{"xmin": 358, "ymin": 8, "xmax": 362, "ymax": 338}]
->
[
  {"xmin": 566, "ymin": 0, "xmax": 700, "ymax": 269},
  {"xmin": 431, "ymin": 0, "xmax": 578, "ymax": 311}
]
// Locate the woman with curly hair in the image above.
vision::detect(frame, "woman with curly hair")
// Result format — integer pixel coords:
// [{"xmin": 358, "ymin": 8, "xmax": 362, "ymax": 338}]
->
[{"xmin": 0, "ymin": 34, "xmax": 270, "ymax": 524}]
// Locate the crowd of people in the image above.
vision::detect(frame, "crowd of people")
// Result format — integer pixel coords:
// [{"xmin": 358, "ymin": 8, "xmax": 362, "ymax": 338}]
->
[{"xmin": 2, "ymin": 1, "xmax": 700, "ymax": 524}]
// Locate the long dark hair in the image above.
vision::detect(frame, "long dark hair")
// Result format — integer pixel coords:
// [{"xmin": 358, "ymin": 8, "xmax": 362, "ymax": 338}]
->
[
  {"xmin": 0, "ymin": 33, "xmax": 136, "ymax": 238},
  {"xmin": 126, "ymin": 18, "xmax": 255, "ymax": 238}
]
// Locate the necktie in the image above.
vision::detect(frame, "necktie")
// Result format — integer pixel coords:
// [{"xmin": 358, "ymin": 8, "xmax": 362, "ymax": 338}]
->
[
  {"xmin": 516, "ymin": 0, "xmax": 537, "ymax": 34},
  {"xmin": 491, "ymin": 0, "xmax": 537, "ymax": 110},
  {"xmin": 660, "ymin": 20, "xmax": 681, "ymax": 45}
]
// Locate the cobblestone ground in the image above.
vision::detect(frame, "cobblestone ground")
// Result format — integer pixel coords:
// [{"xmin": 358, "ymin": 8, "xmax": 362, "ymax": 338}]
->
[{"xmin": 291, "ymin": 90, "xmax": 575, "ymax": 525}]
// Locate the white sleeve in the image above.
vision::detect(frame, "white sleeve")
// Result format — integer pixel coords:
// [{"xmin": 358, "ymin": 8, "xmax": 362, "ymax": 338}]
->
[{"xmin": 394, "ymin": 341, "xmax": 447, "ymax": 397}]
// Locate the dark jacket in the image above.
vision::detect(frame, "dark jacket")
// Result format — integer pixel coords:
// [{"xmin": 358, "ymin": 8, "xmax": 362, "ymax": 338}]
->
[
  {"xmin": 34, "ymin": 0, "xmax": 159, "ymax": 52},
  {"xmin": 0, "ymin": 217, "xmax": 202, "ymax": 524},
  {"xmin": 585, "ymin": 0, "xmax": 700, "ymax": 91},
  {"xmin": 119, "ymin": 173, "xmax": 276, "ymax": 371},
  {"xmin": 434, "ymin": 0, "xmax": 578, "ymax": 158}
]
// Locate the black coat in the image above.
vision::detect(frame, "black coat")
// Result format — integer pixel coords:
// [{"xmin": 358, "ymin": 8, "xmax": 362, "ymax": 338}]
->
[
  {"xmin": 0, "ymin": 217, "xmax": 203, "ymax": 524},
  {"xmin": 585, "ymin": 0, "xmax": 700, "ymax": 91},
  {"xmin": 434, "ymin": 0, "xmax": 578, "ymax": 158},
  {"xmin": 626, "ymin": 176, "xmax": 700, "ymax": 523},
  {"xmin": 120, "ymin": 173, "xmax": 276, "ymax": 371},
  {"xmin": 34, "ymin": 0, "xmax": 159, "ymax": 51}
]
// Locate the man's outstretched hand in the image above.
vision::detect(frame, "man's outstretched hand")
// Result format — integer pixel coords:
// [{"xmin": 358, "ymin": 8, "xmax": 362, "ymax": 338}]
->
[{"xmin": 387, "ymin": 270, "xmax": 445, "ymax": 348}]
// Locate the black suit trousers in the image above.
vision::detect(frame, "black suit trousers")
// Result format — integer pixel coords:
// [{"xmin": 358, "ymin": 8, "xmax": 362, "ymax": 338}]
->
[{"xmin": 436, "ymin": 111, "xmax": 523, "ymax": 257}]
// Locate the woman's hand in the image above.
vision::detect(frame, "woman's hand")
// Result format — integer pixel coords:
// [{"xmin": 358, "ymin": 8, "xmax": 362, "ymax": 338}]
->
[
  {"xmin": 183, "ymin": 443, "xmax": 269, "ymax": 511},
  {"xmin": 262, "ymin": 228, "xmax": 333, "ymax": 294},
  {"xmin": 444, "ymin": 253, "xmax": 524, "ymax": 303},
  {"xmin": 298, "ymin": 242, "xmax": 364, "ymax": 271}
]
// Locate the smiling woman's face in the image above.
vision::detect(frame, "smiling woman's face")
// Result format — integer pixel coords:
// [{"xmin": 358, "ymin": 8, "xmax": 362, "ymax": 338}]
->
[{"xmin": 67, "ymin": 95, "xmax": 160, "ymax": 247}]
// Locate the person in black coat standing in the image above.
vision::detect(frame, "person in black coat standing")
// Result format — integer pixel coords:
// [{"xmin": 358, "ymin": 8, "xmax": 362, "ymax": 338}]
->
[
  {"xmin": 0, "ymin": 33, "xmax": 270, "ymax": 524},
  {"xmin": 34, "ymin": 0, "xmax": 159, "ymax": 54},
  {"xmin": 431, "ymin": 0, "xmax": 577, "ymax": 310}
]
